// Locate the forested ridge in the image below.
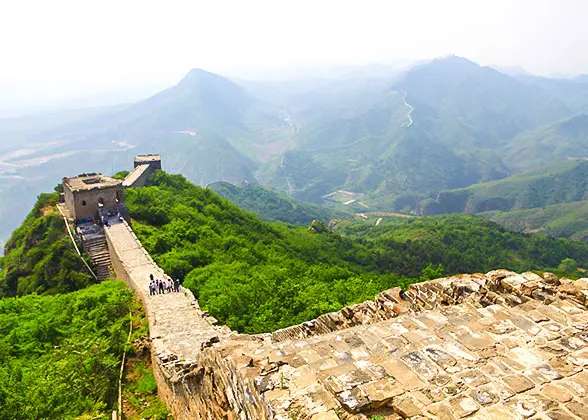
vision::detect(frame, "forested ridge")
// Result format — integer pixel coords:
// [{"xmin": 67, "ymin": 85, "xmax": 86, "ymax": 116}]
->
[
  {"xmin": 208, "ymin": 181, "xmax": 351, "ymax": 225},
  {"xmin": 0, "ymin": 191, "xmax": 96, "ymax": 297},
  {"xmin": 334, "ymin": 215, "xmax": 588, "ymax": 277},
  {"xmin": 125, "ymin": 171, "xmax": 588, "ymax": 333}
]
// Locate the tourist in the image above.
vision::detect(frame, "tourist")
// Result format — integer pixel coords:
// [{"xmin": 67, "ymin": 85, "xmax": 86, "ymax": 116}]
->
[
  {"xmin": 148, "ymin": 281, "xmax": 155, "ymax": 296},
  {"xmin": 158, "ymin": 279, "xmax": 165, "ymax": 294},
  {"xmin": 174, "ymin": 278, "xmax": 180, "ymax": 292}
]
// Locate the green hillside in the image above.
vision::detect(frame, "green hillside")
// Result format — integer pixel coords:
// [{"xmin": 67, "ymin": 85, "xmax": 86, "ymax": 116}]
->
[
  {"xmin": 482, "ymin": 200, "xmax": 588, "ymax": 241},
  {"xmin": 0, "ymin": 191, "xmax": 96, "ymax": 297},
  {"xmin": 208, "ymin": 181, "xmax": 350, "ymax": 225},
  {"xmin": 0, "ymin": 188, "xmax": 169, "ymax": 419},
  {"xmin": 420, "ymin": 160, "xmax": 588, "ymax": 215},
  {"xmin": 503, "ymin": 114, "xmax": 588, "ymax": 171},
  {"xmin": 125, "ymin": 171, "xmax": 588, "ymax": 333},
  {"xmin": 125, "ymin": 171, "xmax": 401, "ymax": 333}
]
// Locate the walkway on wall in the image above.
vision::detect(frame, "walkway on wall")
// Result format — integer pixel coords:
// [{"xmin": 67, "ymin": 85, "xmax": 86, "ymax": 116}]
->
[
  {"xmin": 103, "ymin": 218, "xmax": 227, "ymax": 361},
  {"xmin": 122, "ymin": 164, "xmax": 150, "ymax": 188}
]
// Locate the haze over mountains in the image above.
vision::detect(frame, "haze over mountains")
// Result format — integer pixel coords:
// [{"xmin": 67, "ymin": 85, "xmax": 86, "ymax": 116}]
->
[{"xmin": 3, "ymin": 55, "xmax": 588, "ymax": 246}]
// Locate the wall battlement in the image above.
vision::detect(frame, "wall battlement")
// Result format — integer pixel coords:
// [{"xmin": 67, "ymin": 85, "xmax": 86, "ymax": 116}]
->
[{"xmin": 104, "ymin": 212, "xmax": 588, "ymax": 419}]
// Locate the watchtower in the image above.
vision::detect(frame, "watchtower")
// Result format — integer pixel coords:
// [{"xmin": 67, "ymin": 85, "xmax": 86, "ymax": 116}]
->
[
  {"xmin": 122, "ymin": 154, "xmax": 162, "ymax": 188},
  {"xmin": 63, "ymin": 173, "xmax": 123, "ymax": 222},
  {"xmin": 134, "ymin": 154, "xmax": 161, "ymax": 170}
]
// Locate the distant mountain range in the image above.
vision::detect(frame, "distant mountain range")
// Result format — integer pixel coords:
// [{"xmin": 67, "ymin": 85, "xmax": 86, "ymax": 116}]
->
[{"xmin": 4, "ymin": 55, "xmax": 588, "ymax": 247}]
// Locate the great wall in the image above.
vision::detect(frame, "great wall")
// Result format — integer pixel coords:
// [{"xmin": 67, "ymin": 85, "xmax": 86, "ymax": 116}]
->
[{"xmin": 63, "ymin": 156, "xmax": 588, "ymax": 419}]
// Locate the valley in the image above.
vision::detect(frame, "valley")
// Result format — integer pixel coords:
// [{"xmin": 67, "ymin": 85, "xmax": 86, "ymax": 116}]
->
[{"xmin": 3, "ymin": 56, "xmax": 588, "ymax": 249}]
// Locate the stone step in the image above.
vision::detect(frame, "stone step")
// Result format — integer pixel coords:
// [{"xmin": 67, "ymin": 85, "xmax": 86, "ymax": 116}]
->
[{"xmin": 91, "ymin": 253, "xmax": 110, "ymax": 259}]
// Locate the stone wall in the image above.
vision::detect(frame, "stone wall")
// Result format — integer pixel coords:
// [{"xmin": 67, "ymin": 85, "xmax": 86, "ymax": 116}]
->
[
  {"xmin": 122, "ymin": 164, "xmax": 153, "ymax": 188},
  {"xmin": 104, "ymin": 219, "xmax": 268, "ymax": 419},
  {"xmin": 105, "ymin": 217, "xmax": 588, "ymax": 419}
]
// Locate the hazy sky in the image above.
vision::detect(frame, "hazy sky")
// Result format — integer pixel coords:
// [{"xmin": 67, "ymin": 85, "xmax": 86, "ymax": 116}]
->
[{"xmin": 1, "ymin": 0, "xmax": 587, "ymax": 108}]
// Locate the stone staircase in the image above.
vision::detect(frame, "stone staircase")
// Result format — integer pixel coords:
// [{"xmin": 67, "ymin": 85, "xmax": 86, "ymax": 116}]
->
[{"xmin": 78, "ymin": 222, "xmax": 113, "ymax": 282}]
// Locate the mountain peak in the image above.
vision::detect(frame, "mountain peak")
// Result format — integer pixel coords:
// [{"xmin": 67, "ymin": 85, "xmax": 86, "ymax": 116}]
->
[
  {"xmin": 420, "ymin": 55, "xmax": 482, "ymax": 73},
  {"xmin": 178, "ymin": 68, "xmax": 226, "ymax": 86}
]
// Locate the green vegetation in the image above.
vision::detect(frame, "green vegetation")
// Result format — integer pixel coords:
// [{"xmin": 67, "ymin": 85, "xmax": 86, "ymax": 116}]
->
[
  {"xmin": 334, "ymin": 215, "xmax": 588, "ymax": 278},
  {"xmin": 122, "ymin": 306, "xmax": 170, "ymax": 420},
  {"xmin": 126, "ymin": 171, "xmax": 402, "ymax": 333},
  {"xmin": 113, "ymin": 170, "xmax": 130, "ymax": 179},
  {"xmin": 208, "ymin": 181, "xmax": 350, "ymax": 225},
  {"xmin": 126, "ymin": 172, "xmax": 588, "ymax": 334},
  {"xmin": 0, "ymin": 281, "xmax": 133, "ymax": 420},
  {"xmin": 0, "ymin": 198, "xmax": 169, "ymax": 419},
  {"xmin": 122, "ymin": 360, "xmax": 169, "ymax": 420},
  {"xmin": 0, "ymin": 192, "xmax": 96, "ymax": 297}
]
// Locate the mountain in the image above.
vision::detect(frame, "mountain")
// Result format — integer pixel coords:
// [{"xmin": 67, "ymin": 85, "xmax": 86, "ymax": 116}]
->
[
  {"xmin": 393, "ymin": 56, "xmax": 570, "ymax": 148},
  {"xmin": 503, "ymin": 114, "xmax": 588, "ymax": 171},
  {"xmin": 515, "ymin": 74, "xmax": 588, "ymax": 114},
  {"xmin": 420, "ymin": 160, "xmax": 588, "ymax": 215},
  {"xmin": 5, "ymin": 57, "xmax": 588, "ymax": 248},
  {"xmin": 260, "ymin": 56, "xmax": 575, "ymax": 209},
  {"xmin": 0, "ymin": 69, "xmax": 294, "ymax": 247}
]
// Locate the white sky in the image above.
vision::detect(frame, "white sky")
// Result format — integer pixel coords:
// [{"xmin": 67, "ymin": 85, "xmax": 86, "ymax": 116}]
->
[{"xmin": 1, "ymin": 0, "xmax": 587, "ymax": 108}]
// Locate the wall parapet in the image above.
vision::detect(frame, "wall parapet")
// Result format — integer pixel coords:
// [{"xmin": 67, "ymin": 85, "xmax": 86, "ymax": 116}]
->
[{"xmin": 270, "ymin": 269, "xmax": 587, "ymax": 343}]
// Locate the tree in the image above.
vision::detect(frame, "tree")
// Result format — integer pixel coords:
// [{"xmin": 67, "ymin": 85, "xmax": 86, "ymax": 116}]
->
[
  {"xmin": 420, "ymin": 263, "xmax": 445, "ymax": 281},
  {"xmin": 558, "ymin": 258, "xmax": 578, "ymax": 273}
]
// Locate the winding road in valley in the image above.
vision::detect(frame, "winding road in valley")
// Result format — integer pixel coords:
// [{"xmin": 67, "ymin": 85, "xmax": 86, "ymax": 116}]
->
[{"xmin": 402, "ymin": 92, "xmax": 415, "ymax": 128}]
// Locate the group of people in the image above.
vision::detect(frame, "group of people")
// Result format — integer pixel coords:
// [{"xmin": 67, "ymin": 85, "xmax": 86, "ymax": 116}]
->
[
  {"xmin": 148, "ymin": 273, "xmax": 181, "ymax": 295},
  {"xmin": 101, "ymin": 208, "xmax": 124, "ymax": 228}
]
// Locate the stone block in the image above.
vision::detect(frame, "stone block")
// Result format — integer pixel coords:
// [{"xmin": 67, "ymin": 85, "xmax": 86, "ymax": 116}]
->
[
  {"xmin": 542, "ymin": 384, "xmax": 573, "ymax": 403},
  {"xmin": 566, "ymin": 401, "xmax": 588, "ymax": 418},
  {"xmin": 358, "ymin": 377, "xmax": 405, "ymax": 406},
  {"xmin": 502, "ymin": 374, "xmax": 535, "ymax": 394},
  {"xmin": 448, "ymin": 395, "xmax": 480, "ymax": 418}
]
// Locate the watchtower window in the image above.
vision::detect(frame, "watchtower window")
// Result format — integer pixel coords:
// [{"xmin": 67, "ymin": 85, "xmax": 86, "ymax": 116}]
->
[
  {"xmin": 81, "ymin": 200, "xmax": 87, "ymax": 206},
  {"xmin": 98, "ymin": 197, "xmax": 104, "ymax": 207}
]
